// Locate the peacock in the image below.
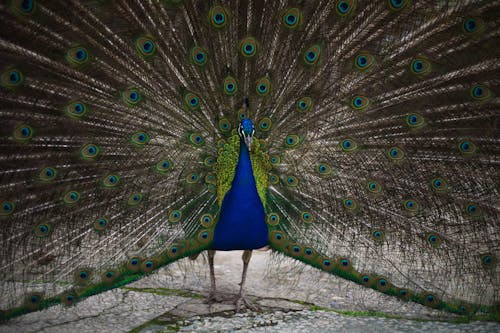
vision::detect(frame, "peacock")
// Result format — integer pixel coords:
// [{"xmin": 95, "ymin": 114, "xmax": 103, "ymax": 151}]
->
[{"xmin": 0, "ymin": 0, "xmax": 499, "ymax": 322}]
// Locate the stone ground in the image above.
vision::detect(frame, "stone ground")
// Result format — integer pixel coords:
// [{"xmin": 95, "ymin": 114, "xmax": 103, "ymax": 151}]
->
[{"xmin": 0, "ymin": 251, "xmax": 498, "ymax": 333}]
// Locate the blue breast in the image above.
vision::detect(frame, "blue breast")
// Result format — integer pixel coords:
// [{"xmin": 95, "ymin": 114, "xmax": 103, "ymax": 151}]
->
[{"xmin": 212, "ymin": 140, "xmax": 269, "ymax": 250}]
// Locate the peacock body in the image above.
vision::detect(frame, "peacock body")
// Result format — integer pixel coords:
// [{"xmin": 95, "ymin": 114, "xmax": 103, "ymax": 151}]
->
[{"xmin": 0, "ymin": 0, "xmax": 499, "ymax": 321}]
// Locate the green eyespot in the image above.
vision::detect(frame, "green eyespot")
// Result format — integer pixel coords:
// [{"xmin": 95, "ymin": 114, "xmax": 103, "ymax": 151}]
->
[
  {"xmin": 184, "ymin": 92, "xmax": 201, "ymax": 111},
  {"xmin": 156, "ymin": 159, "xmax": 173, "ymax": 174},
  {"xmin": 188, "ymin": 132, "xmax": 204, "ymax": 147},
  {"xmin": 1, "ymin": 68, "xmax": 24, "ymax": 89},
  {"xmin": 65, "ymin": 100, "xmax": 88, "ymax": 119},
  {"xmin": 127, "ymin": 193, "xmax": 143, "ymax": 207},
  {"xmin": 240, "ymin": 37, "xmax": 258, "ymax": 58},
  {"xmin": 136, "ymin": 35, "xmax": 157, "ymax": 59},
  {"xmin": 285, "ymin": 134, "xmax": 301, "ymax": 148},
  {"xmin": 169, "ymin": 210, "xmax": 182, "ymax": 223},
  {"xmin": 130, "ymin": 131, "xmax": 150, "ymax": 146},
  {"xmin": 13, "ymin": 124, "xmax": 33, "ymax": 143},
  {"xmin": 190, "ymin": 46, "xmax": 208, "ymax": 66},
  {"xmin": 410, "ymin": 57, "xmax": 431, "ymax": 76},
  {"xmin": 256, "ymin": 77, "xmax": 271, "ymax": 96},
  {"xmin": 223, "ymin": 76, "xmax": 238, "ymax": 95},
  {"xmin": 66, "ymin": 46, "xmax": 90, "ymax": 66},
  {"xmin": 304, "ymin": 45, "xmax": 321, "ymax": 66},
  {"xmin": 258, "ymin": 117, "xmax": 272, "ymax": 132},
  {"xmin": 351, "ymin": 95, "xmax": 369, "ymax": 111},
  {"xmin": 121, "ymin": 88, "xmax": 143, "ymax": 106},
  {"xmin": 266, "ymin": 213, "xmax": 280, "ymax": 226},
  {"xmin": 282, "ymin": 8, "xmax": 302, "ymax": 29},
  {"xmin": 209, "ymin": 5, "xmax": 228, "ymax": 28},
  {"xmin": 354, "ymin": 52, "xmax": 374, "ymax": 70},
  {"xmin": 296, "ymin": 97, "xmax": 313, "ymax": 113}
]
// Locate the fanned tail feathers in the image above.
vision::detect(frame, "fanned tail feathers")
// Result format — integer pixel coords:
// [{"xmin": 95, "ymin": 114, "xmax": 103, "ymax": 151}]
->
[{"xmin": 0, "ymin": 0, "xmax": 499, "ymax": 320}]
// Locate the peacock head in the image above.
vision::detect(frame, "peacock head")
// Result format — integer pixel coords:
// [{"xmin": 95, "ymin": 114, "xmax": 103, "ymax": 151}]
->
[{"xmin": 238, "ymin": 118, "xmax": 255, "ymax": 151}]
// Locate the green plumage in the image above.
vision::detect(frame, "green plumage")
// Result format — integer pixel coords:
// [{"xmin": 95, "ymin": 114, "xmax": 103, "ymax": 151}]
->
[{"xmin": 0, "ymin": 0, "xmax": 499, "ymax": 322}]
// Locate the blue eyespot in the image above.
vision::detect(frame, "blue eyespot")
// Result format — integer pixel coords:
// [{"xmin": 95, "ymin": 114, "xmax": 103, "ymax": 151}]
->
[
  {"xmin": 214, "ymin": 13, "xmax": 225, "ymax": 24},
  {"xmin": 9, "ymin": 71, "xmax": 20, "ymax": 83},
  {"xmin": 357, "ymin": 56, "xmax": 367, "ymax": 67},
  {"xmin": 388, "ymin": 0, "xmax": 408, "ymax": 11},
  {"xmin": 458, "ymin": 139, "xmax": 477, "ymax": 155},
  {"xmin": 195, "ymin": 52, "xmax": 205, "ymax": 62},
  {"xmin": 464, "ymin": 18, "xmax": 477, "ymax": 33},
  {"xmin": 21, "ymin": 127, "xmax": 30, "ymax": 137},
  {"xmin": 210, "ymin": 6, "xmax": 228, "ymax": 28},
  {"xmin": 472, "ymin": 86, "xmax": 483, "ymax": 98},
  {"xmin": 338, "ymin": 1, "xmax": 350, "ymax": 14},
  {"xmin": 413, "ymin": 60, "xmax": 423, "ymax": 72},
  {"xmin": 286, "ymin": 14, "xmax": 296, "ymax": 24},
  {"xmin": 306, "ymin": 51, "xmax": 317, "ymax": 62},
  {"xmin": 143, "ymin": 41, "xmax": 153, "ymax": 52},
  {"xmin": 135, "ymin": 36, "xmax": 157, "ymax": 58},
  {"xmin": 21, "ymin": 0, "xmax": 34, "ymax": 12},
  {"xmin": 255, "ymin": 78, "xmax": 271, "ymax": 96},
  {"xmin": 245, "ymin": 44, "xmax": 254, "ymax": 54},
  {"xmin": 75, "ymin": 48, "xmax": 87, "ymax": 61}
]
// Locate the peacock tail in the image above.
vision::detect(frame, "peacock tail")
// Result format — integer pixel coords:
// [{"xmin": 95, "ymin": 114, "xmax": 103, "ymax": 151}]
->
[{"xmin": 0, "ymin": 0, "xmax": 499, "ymax": 321}]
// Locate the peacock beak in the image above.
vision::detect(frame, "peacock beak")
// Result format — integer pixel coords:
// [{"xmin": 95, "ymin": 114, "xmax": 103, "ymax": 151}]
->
[{"xmin": 244, "ymin": 134, "xmax": 252, "ymax": 152}]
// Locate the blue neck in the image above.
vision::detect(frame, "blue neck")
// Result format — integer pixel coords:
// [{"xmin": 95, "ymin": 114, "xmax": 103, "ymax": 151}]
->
[{"xmin": 211, "ymin": 139, "xmax": 269, "ymax": 250}]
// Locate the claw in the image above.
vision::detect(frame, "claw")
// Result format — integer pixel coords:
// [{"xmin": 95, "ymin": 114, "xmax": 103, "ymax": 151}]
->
[
  {"xmin": 234, "ymin": 294, "xmax": 259, "ymax": 312},
  {"xmin": 205, "ymin": 292, "xmax": 223, "ymax": 304}
]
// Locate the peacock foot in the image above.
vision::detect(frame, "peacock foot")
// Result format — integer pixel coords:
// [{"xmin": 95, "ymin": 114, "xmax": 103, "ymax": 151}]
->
[
  {"xmin": 205, "ymin": 292, "xmax": 224, "ymax": 304},
  {"xmin": 234, "ymin": 294, "xmax": 259, "ymax": 312}
]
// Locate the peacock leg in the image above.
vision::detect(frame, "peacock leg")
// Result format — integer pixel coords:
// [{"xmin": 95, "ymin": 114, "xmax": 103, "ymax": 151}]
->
[
  {"xmin": 235, "ymin": 249, "xmax": 258, "ymax": 312},
  {"xmin": 205, "ymin": 249, "xmax": 222, "ymax": 303}
]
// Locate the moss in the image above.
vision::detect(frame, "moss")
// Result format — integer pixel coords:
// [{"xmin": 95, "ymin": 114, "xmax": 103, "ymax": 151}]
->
[{"xmin": 121, "ymin": 287, "xmax": 204, "ymax": 299}]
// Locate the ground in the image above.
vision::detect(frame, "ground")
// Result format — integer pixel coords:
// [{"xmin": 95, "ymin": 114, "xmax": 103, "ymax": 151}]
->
[{"xmin": 0, "ymin": 251, "xmax": 498, "ymax": 332}]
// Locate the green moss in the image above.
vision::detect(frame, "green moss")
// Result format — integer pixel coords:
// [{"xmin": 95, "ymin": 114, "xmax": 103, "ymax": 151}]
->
[{"xmin": 121, "ymin": 287, "xmax": 204, "ymax": 299}]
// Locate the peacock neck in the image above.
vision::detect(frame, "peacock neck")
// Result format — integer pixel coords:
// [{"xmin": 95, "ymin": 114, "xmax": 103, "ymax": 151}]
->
[
  {"xmin": 211, "ymin": 138, "xmax": 269, "ymax": 251},
  {"xmin": 232, "ymin": 139, "xmax": 256, "ymax": 189}
]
